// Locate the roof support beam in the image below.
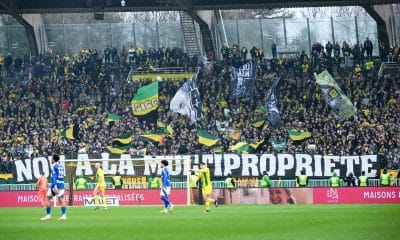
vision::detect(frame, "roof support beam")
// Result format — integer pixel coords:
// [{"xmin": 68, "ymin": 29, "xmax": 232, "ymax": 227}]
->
[
  {"xmin": 0, "ymin": 0, "xmax": 38, "ymax": 55},
  {"xmin": 362, "ymin": 5, "xmax": 390, "ymax": 59},
  {"xmin": 0, "ymin": 0, "xmax": 399, "ymax": 13}
]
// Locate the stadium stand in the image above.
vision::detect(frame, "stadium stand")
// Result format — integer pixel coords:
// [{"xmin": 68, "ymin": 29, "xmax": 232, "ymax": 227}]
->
[{"xmin": 0, "ymin": 43, "xmax": 399, "ymax": 174}]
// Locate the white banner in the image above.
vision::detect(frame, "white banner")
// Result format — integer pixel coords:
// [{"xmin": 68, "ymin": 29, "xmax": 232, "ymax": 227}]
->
[
  {"xmin": 12, "ymin": 153, "xmax": 379, "ymax": 182},
  {"xmin": 83, "ymin": 197, "xmax": 119, "ymax": 207}
]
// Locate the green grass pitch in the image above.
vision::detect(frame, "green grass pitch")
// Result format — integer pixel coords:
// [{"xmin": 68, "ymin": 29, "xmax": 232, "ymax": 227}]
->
[{"xmin": 1, "ymin": 204, "xmax": 399, "ymax": 240}]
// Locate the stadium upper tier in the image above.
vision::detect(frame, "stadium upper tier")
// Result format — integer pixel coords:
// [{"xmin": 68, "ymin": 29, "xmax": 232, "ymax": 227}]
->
[{"xmin": 0, "ymin": 45, "xmax": 399, "ymax": 174}]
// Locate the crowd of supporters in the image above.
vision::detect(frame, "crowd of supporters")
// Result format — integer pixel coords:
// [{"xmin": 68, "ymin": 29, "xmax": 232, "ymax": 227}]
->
[{"xmin": 0, "ymin": 43, "xmax": 399, "ymax": 174}]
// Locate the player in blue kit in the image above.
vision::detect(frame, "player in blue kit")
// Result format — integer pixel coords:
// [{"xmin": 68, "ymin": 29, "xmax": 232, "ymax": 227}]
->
[
  {"xmin": 160, "ymin": 160, "xmax": 174, "ymax": 213},
  {"xmin": 41, "ymin": 155, "xmax": 67, "ymax": 220}
]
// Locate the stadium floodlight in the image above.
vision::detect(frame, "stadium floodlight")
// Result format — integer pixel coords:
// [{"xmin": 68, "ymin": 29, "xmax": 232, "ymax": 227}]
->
[{"xmin": 121, "ymin": 0, "xmax": 126, "ymax": 7}]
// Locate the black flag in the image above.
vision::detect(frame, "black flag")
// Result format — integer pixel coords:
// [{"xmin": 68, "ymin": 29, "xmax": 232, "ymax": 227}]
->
[
  {"xmin": 230, "ymin": 61, "xmax": 256, "ymax": 99},
  {"xmin": 265, "ymin": 77, "xmax": 282, "ymax": 129}
]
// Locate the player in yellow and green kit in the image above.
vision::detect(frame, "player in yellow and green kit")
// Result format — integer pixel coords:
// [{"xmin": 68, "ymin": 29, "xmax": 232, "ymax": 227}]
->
[
  {"xmin": 93, "ymin": 163, "xmax": 107, "ymax": 210},
  {"xmin": 191, "ymin": 162, "xmax": 218, "ymax": 213}
]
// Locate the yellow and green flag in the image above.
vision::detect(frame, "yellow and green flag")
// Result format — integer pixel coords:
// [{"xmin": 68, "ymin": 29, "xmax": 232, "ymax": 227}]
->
[
  {"xmin": 255, "ymin": 105, "xmax": 268, "ymax": 113},
  {"xmin": 250, "ymin": 115, "xmax": 267, "ymax": 128},
  {"xmin": 112, "ymin": 132, "xmax": 133, "ymax": 144},
  {"xmin": 250, "ymin": 139, "xmax": 265, "ymax": 149},
  {"xmin": 230, "ymin": 142, "xmax": 249, "ymax": 153},
  {"xmin": 108, "ymin": 113, "xmax": 122, "ymax": 123},
  {"xmin": 131, "ymin": 81, "xmax": 159, "ymax": 116},
  {"xmin": 140, "ymin": 133, "xmax": 163, "ymax": 143},
  {"xmin": 60, "ymin": 125, "xmax": 76, "ymax": 140},
  {"xmin": 106, "ymin": 144, "xmax": 130, "ymax": 154},
  {"xmin": 287, "ymin": 129, "xmax": 311, "ymax": 141},
  {"xmin": 157, "ymin": 121, "xmax": 174, "ymax": 135},
  {"xmin": 212, "ymin": 147, "xmax": 223, "ymax": 153},
  {"xmin": 198, "ymin": 129, "xmax": 219, "ymax": 147}
]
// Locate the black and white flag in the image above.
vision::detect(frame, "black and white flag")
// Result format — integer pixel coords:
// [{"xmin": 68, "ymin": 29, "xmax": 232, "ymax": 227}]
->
[
  {"xmin": 265, "ymin": 77, "xmax": 282, "ymax": 129},
  {"xmin": 170, "ymin": 74, "xmax": 203, "ymax": 122},
  {"xmin": 230, "ymin": 62, "xmax": 256, "ymax": 99}
]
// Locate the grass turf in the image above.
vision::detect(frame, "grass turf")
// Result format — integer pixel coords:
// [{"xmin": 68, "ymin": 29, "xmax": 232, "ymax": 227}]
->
[{"xmin": 0, "ymin": 204, "xmax": 399, "ymax": 240}]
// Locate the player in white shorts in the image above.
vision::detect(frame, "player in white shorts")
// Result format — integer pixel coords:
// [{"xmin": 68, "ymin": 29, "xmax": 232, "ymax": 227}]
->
[
  {"xmin": 41, "ymin": 155, "xmax": 67, "ymax": 221},
  {"xmin": 160, "ymin": 160, "xmax": 174, "ymax": 213}
]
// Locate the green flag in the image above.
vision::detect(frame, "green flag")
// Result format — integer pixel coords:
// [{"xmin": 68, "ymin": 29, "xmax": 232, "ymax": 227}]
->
[
  {"xmin": 112, "ymin": 132, "xmax": 133, "ymax": 144},
  {"xmin": 255, "ymin": 105, "xmax": 268, "ymax": 113},
  {"xmin": 140, "ymin": 133, "xmax": 163, "ymax": 143},
  {"xmin": 60, "ymin": 124, "xmax": 77, "ymax": 140},
  {"xmin": 106, "ymin": 144, "xmax": 130, "ymax": 154},
  {"xmin": 212, "ymin": 147, "xmax": 223, "ymax": 153},
  {"xmin": 198, "ymin": 130, "xmax": 219, "ymax": 147},
  {"xmin": 230, "ymin": 142, "xmax": 250, "ymax": 153},
  {"xmin": 270, "ymin": 139, "xmax": 287, "ymax": 151},
  {"xmin": 108, "ymin": 113, "xmax": 122, "ymax": 123},
  {"xmin": 131, "ymin": 81, "xmax": 159, "ymax": 116},
  {"xmin": 157, "ymin": 121, "xmax": 174, "ymax": 135},
  {"xmin": 250, "ymin": 139, "xmax": 265, "ymax": 149},
  {"xmin": 316, "ymin": 70, "xmax": 356, "ymax": 122},
  {"xmin": 287, "ymin": 129, "xmax": 311, "ymax": 141},
  {"xmin": 250, "ymin": 115, "xmax": 267, "ymax": 128}
]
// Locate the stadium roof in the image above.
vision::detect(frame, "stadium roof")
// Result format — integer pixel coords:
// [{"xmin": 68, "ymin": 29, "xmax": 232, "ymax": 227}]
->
[{"xmin": 0, "ymin": 0, "xmax": 397, "ymax": 13}]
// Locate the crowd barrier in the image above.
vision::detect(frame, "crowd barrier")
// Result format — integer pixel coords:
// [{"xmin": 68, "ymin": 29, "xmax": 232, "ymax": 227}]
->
[
  {"xmin": 0, "ymin": 186, "xmax": 399, "ymax": 207},
  {"xmin": 1, "ymin": 179, "xmax": 398, "ymax": 191}
]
